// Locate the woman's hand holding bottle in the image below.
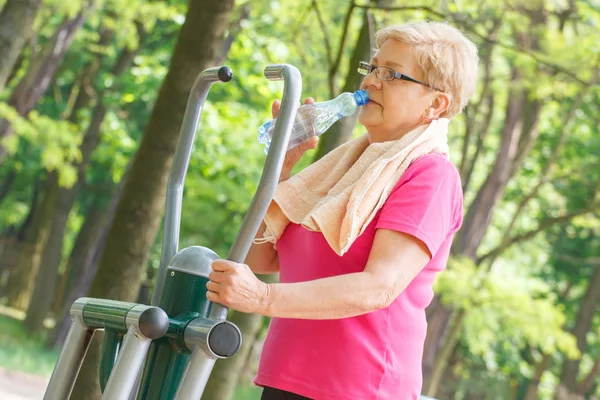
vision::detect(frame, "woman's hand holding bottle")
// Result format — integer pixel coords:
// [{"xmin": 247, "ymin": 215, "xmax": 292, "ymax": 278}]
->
[{"xmin": 271, "ymin": 98, "xmax": 319, "ymax": 183}]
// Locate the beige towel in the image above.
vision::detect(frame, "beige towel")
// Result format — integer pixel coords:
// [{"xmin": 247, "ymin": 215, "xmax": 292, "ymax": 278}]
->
[{"xmin": 258, "ymin": 118, "xmax": 450, "ymax": 256}]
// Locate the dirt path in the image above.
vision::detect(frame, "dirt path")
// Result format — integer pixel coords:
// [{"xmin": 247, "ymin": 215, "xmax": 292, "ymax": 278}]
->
[{"xmin": 0, "ymin": 367, "xmax": 48, "ymax": 400}]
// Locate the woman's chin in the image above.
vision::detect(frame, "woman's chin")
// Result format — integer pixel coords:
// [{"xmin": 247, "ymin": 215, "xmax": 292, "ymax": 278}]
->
[{"xmin": 358, "ymin": 114, "xmax": 382, "ymax": 129}]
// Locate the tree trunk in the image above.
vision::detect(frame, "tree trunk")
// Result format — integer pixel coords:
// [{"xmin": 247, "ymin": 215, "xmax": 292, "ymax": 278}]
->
[
  {"xmin": 23, "ymin": 31, "xmax": 142, "ymax": 334},
  {"xmin": 5, "ymin": 45, "xmax": 28, "ymax": 90},
  {"xmin": 455, "ymin": 75, "xmax": 531, "ymax": 258},
  {"xmin": 0, "ymin": 168, "xmax": 17, "ymax": 205},
  {"xmin": 523, "ymin": 353, "xmax": 551, "ymax": 400},
  {"xmin": 422, "ymin": 78, "xmax": 533, "ymax": 385},
  {"xmin": 5, "ymin": 174, "xmax": 59, "ymax": 309},
  {"xmin": 51, "ymin": 203, "xmax": 103, "ymax": 317},
  {"xmin": 422, "ymin": 296, "xmax": 452, "ymax": 389},
  {"xmin": 424, "ymin": 61, "xmax": 543, "ymax": 386},
  {"xmin": 0, "ymin": 175, "xmax": 41, "ymax": 297},
  {"xmin": 556, "ymin": 264, "xmax": 600, "ymax": 398},
  {"xmin": 15, "ymin": 176, "xmax": 41, "ymax": 241},
  {"xmin": 70, "ymin": 1, "xmax": 235, "ymax": 398},
  {"xmin": 459, "ymin": 21, "xmax": 500, "ymax": 194},
  {"xmin": 23, "ymin": 179, "xmax": 79, "ymax": 332},
  {"xmin": 47, "ymin": 182, "xmax": 121, "ymax": 349},
  {"xmin": 202, "ymin": 274, "xmax": 277, "ymax": 400},
  {"xmin": 0, "ymin": 5, "xmax": 91, "ymax": 163},
  {"xmin": 0, "ymin": 235, "xmax": 19, "ymax": 292},
  {"xmin": 62, "ymin": 26, "xmax": 113, "ymax": 122},
  {"xmin": 577, "ymin": 358, "xmax": 600, "ymax": 395},
  {"xmin": 313, "ymin": 5, "xmax": 374, "ymax": 160},
  {"xmin": 424, "ymin": 309, "xmax": 465, "ymax": 397},
  {"xmin": 0, "ymin": 0, "xmax": 43, "ymax": 95},
  {"xmin": 215, "ymin": 3, "xmax": 251, "ymax": 66}
]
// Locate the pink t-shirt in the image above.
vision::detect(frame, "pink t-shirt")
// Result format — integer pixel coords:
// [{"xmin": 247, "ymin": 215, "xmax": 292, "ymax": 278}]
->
[{"xmin": 254, "ymin": 153, "xmax": 463, "ymax": 400}]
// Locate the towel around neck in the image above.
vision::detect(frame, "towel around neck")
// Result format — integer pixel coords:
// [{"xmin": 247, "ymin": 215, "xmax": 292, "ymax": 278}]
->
[{"xmin": 257, "ymin": 118, "xmax": 451, "ymax": 256}]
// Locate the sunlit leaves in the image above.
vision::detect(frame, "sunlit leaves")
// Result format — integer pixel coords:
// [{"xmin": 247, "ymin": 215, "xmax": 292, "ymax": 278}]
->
[
  {"xmin": 436, "ymin": 256, "xmax": 580, "ymax": 363},
  {"xmin": 0, "ymin": 104, "xmax": 81, "ymax": 188}
]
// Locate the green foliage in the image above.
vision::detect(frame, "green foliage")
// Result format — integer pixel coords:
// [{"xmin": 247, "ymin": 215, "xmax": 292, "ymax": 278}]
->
[
  {"xmin": 0, "ymin": 103, "xmax": 81, "ymax": 187},
  {"xmin": 436, "ymin": 256, "xmax": 580, "ymax": 374}
]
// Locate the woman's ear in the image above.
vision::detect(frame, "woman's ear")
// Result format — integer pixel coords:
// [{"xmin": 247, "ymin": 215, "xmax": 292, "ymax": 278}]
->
[{"xmin": 430, "ymin": 92, "xmax": 452, "ymax": 118}]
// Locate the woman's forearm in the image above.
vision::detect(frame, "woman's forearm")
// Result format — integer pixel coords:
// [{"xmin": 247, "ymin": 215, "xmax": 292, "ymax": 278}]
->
[
  {"xmin": 244, "ymin": 221, "xmax": 279, "ymax": 274},
  {"xmin": 263, "ymin": 271, "xmax": 388, "ymax": 319},
  {"xmin": 243, "ymin": 168, "xmax": 292, "ymax": 275}
]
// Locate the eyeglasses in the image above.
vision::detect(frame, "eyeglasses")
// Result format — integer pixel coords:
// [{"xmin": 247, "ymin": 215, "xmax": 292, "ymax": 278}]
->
[{"xmin": 357, "ymin": 61, "xmax": 441, "ymax": 91}]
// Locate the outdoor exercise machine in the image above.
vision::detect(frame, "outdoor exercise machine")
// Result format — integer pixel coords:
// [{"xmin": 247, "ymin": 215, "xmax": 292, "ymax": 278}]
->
[{"xmin": 42, "ymin": 63, "xmax": 302, "ymax": 400}]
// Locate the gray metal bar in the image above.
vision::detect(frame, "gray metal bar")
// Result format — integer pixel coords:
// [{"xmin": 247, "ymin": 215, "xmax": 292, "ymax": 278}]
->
[
  {"xmin": 151, "ymin": 66, "xmax": 234, "ymax": 306},
  {"xmin": 172, "ymin": 345, "xmax": 217, "ymax": 400},
  {"xmin": 101, "ymin": 325, "xmax": 152, "ymax": 400},
  {"xmin": 43, "ymin": 299, "xmax": 94, "ymax": 400},
  {"xmin": 172, "ymin": 317, "xmax": 242, "ymax": 399},
  {"xmin": 101, "ymin": 305, "xmax": 168, "ymax": 400},
  {"xmin": 209, "ymin": 64, "xmax": 302, "ymax": 321}
]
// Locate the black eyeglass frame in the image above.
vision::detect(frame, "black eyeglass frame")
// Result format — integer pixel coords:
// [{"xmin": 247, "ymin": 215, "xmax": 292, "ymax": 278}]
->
[{"xmin": 358, "ymin": 61, "xmax": 442, "ymax": 92}]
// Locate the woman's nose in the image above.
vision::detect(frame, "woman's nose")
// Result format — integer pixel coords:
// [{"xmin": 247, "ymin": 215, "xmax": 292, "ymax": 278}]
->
[{"xmin": 360, "ymin": 71, "xmax": 382, "ymax": 90}]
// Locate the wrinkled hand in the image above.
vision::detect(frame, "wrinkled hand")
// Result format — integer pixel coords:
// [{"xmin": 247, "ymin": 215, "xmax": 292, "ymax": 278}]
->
[
  {"xmin": 272, "ymin": 98, "xmax": 320, "ymax": 182},
  {"xmin": 207, "ymin": 260, "xmax": 271, "ymax": 314}
]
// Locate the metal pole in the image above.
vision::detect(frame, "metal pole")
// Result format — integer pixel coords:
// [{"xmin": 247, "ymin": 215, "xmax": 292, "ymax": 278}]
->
[
  {"xmin": 173, "ymin": 317, "xmax": 241, "ymax": 399},
  {"xmin": 43, "ymin": 298, "xmax": 94, "ymax": 400},
  {"xmin": 102, "ymin": 325, "xmax": 152, "ymax": 400},
  {"xmin": 151, "ymin": 66, "xmax": 234, "ymax": 306},
  {"xmin": 102, "ymin": 305, "xmax": 168, "ymax": 400},
  {"xmin": 172, "ymin": 346, "xmax": 217, "ymax": 400},
  {"xmin": 209, "ymin": 64, "xmax": 302, "ymax": 321},
  {"xmin": 102, "ymin": 326, "xmax": 151, "ymax": 400}
]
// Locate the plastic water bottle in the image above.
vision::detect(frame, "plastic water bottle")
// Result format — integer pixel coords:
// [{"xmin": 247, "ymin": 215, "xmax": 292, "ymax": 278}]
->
[{"xmin": 257, "ymin": 89, "xmax": 369, "ymax": 154}]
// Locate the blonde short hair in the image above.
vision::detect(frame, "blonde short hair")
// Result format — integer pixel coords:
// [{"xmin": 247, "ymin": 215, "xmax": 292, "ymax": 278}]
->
[{"xmin": 376, "ymin": 21, "xmax": 479, "ymax": 118}]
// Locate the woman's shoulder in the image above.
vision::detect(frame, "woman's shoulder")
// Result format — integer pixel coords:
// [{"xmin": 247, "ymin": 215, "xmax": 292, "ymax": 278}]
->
[
  {"xmin": 399, "ymin": 152, "xmax": 462, "ymax": 188},
  {"xmin": 410, "ymin": 152, "xmax": 457, "ymax": 170}
]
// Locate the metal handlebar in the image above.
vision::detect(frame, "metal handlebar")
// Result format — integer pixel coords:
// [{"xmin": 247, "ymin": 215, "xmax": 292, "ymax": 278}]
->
[
  {"xmin": 209, "ymin": 64, "xmax": 302, "ymax": 321},
  {"xmin": 151, "ymin": 66, "xmax": 234, "ymax": 307}
]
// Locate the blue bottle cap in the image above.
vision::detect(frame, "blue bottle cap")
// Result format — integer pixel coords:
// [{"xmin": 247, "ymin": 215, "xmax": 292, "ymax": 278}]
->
[{"xmin": 353, "ymin": 89, "xmax": 369, "ymax": 106}]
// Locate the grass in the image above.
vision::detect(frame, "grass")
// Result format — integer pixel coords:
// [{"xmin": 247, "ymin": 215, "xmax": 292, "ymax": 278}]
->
[
  {"xmin": 0, "ymin": 313, "xmax": 59, "ymax": 377},
  {"xmin": 0, "ymin": 310, "xmax": 262, "ymax": 399}
]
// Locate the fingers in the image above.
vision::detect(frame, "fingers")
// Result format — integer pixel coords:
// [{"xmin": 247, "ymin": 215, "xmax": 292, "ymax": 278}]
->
[
  {"xmin": 305, "ymin": 136, "xmax": 319, "ymax": 149},
  {"xmin": 296, "ymin": 136, "xmax": 319, "ymax": 154},
  {"xmin": 208, "ymin": 271, "xmax": 224, "ymax": 283},
  {"xmin": 206, "ymin": 280, "xmax": 220, "ymax": 292},
  {"xmin": 271, "ymin": 100, "xmax": 280, "ymax": 118},
  {"xmin": 211, "ymin": 260, "xmax": 230, "ymax": 272},
  {"xmin": 303, "ymin": 97, "xmax": 315, "ymax": 105},
  {"xmin": 206, "ymin": 279, "xmax": 221, "ymax": 303},
  {"xmin": 206, "ymin": 290, "xmax": 220, "ymax": 303}
]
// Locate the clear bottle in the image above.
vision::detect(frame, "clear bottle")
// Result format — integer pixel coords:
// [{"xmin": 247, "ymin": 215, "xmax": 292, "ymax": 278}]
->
[{"xmin": 257, "ymin": 89, "xmax": 369, "ymax": 154}]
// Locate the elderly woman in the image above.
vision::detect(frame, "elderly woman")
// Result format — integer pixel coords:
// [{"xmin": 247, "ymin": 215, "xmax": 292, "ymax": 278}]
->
[{"xmin": 207, "ymin": 21, "xmax": 479, "ymax": 400}]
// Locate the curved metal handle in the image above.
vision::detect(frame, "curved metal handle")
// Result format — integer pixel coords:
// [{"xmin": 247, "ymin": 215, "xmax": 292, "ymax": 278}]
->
[
  {"xmin": 208, "ymin": 64, "xmax": 302, "ymax": 321},
  {"xmin": 151, "ymin": 66, "xmax": 234, "ymax": 306}
]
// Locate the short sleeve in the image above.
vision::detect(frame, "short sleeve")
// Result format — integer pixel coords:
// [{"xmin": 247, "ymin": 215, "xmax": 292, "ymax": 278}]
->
[{"xmin": 375, "ymin": 153, "xmax": 463, "ymax": 258}]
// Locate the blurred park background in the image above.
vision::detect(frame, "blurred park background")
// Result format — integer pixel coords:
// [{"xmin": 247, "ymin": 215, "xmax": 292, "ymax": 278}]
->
[{"xmin": 0, "ymin": 0, "xmax": 599, "ymax": 399}]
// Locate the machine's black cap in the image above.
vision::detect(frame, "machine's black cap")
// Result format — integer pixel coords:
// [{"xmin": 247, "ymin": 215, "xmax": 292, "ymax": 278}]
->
[
  {"xmin": 218, "ymin": 66, "xmax": 233, "ymax": 82},
  {"xmin": 208, "ymin": 322, "xmax": 241, "ymax": 357},
  {"xmin": 138, "ymin": 307, "xmax": 169, "ymax": 340}
]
